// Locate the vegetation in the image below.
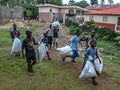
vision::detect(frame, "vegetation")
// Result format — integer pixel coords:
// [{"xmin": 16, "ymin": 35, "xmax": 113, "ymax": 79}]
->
[
  {"xmin": 0, "ymin": 24, "xmax": 120, "ymax": 90},
  {"xmin": 90, "ymin": 0, "xmax": 98, "ymax": 5},
  {"xmin": 74, "ymin": 0, "xmax": 90, "ymax": 8}
]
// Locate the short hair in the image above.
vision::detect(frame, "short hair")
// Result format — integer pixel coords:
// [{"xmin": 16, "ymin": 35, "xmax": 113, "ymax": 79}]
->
[
  {"xmin": 91, "ymin": 30, "xmax": 96, "ymax": 33},
  {"xmin": 26, "ymin": 30, "xmax": 32, "ymax": 34},
  {"xmin": 13, "ymin": 23, "xmax": 16, "ymax": 26},
  {"xmin": 90, "ymin": 39, "xmax": 96, "ymax": 44},
  {"xmin": 75, "ymin": 29, "xmax": 80, "ymax": 35}
]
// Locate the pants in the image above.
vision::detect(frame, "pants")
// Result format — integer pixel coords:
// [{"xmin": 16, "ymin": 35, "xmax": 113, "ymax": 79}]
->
[{"xmin": 26, "ymin": 56, "xmax": 36, "ymax": 72}]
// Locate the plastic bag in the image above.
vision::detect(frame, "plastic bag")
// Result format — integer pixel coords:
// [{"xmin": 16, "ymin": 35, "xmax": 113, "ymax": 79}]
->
[
  {"xmin": 94, "ymin": 58, "xmax": 103, "ymax": 75},
  {"xmin": 11, "ymin": 37, "xmax": 22, "ymax": 54},
  {"xmin": 79, "ymin": 60, "xmax": 97, "ymax": 78},
  {"xmin": 56, "ymin": 45, "xmax": 73, "ymax": 58},
  {"xmin": 52, "ymin": 21, "xmax": 60, "ymax": 27},
  {"xmin": 38, "ymin": 43, "xmax": 46, "ymax": 62}
]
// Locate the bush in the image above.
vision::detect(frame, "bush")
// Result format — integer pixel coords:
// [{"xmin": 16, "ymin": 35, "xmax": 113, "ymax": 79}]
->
[{"xmin": 69, "ymin": 26, "xmax": 78, "ymax": 35}]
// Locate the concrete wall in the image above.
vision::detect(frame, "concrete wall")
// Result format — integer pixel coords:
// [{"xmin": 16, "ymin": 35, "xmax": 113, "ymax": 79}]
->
[{"xmin": 0, "ymin": 6, "xmax": 23, "ymax": 24}]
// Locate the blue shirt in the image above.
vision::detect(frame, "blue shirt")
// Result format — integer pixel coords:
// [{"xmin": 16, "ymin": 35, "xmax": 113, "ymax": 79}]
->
[
  {"xmin": 85, "ymin": 47, "xmax": 98, "ymax": 61},
  {"xmin": 70, "ymin": 35, "xmax": 80, "ymax": 50},
  {"xmin": 10, "ymin": 30, "xmax": 20, "ymax": 42}
]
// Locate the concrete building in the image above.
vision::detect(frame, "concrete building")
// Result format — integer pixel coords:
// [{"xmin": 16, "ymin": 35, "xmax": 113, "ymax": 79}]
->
[
  {"xmin": 37, "ymin": 4, "xmax": 89, "ymax": 24},
  {"xmin": 84, "ymin": 7, "xmax": 120, "ymax": 32}
]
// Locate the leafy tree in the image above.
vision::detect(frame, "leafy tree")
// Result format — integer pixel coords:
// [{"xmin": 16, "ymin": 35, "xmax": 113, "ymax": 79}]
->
[
  {"xmin": 74, "ymin": 0, "xmax": 89, "ymax": 8},
  {"xmin": 90, "ymin": 0, "xmax": 98, "ymax": 5},
  {"xmin": 69, "ymin": 0, "xmax": 75, "ymax": 6},
  {"xmin": 108, "ymin": 0, "xmax": 114, "ymax": 5}
]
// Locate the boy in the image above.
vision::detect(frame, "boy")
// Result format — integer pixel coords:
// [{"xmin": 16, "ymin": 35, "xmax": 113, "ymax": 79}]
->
[
  {"xmin": 22, "ymin": 30, "xmax": 38, "ymax": 76},
  {"xmin": 63, "ymin": 30, "xmax": 81, "ymax": 62},
  {"xmin": 10, "ymin": 23, "xmax": 20, "ymax": 42},
  {"xmin": 85, "ymin": 39, "xmax": 101, "ymax": 85},
  {"xmin": 46, "ymin": 24, "xmax": 53, "ymax": 49},
  {"xmin": 53, "ymin": 26, "xmax": 59, "ymax": 48},
  {"xmin": 85, "ymin": 30, "xmax": 96, "ymax": 49}
]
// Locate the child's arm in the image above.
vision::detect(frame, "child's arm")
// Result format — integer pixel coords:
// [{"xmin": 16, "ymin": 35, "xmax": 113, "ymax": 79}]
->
[
  {"xmin": 33, "ymin": 38, "xmax": 38, "ymax": 45},
  {"xmin": 22, "ymin": 40, "xmax": 25, "ymax": 59}
]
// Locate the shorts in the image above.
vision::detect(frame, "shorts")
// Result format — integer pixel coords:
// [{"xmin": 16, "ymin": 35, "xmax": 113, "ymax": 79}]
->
[
  {"xmin": 26, "ymin": 56, "xmax": 36, "ymax": 63},
  {"xmin": 47, "ymin": 36, "xmax": 52, "ymax": 44},
  {"xmin": 71, "ymin": 50, "xmax": 80, "ymax": 58},
  {"xmin": 53, "ymin": 37, "xmax": 58, "ymax": 43}
]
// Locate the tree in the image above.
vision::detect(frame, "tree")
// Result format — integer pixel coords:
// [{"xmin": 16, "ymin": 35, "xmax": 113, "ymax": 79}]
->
[
  {"xmin": 49, "ymin": 0, "xmax": 63, "ymax": 6},
  {"xmin": 101, "ymin": 0, "xmax": 105, "ymax": 5},
  {"xmin": 74, "ymin": 0, "xmax": 89, "ymax": 8},
  {"xmin": 90, "ymin": 0, "xmax": 98, "ymax": 5},
  {"xmin": 108, "ymin": 0, "xmax": 114, "ymax": 5},
  {"xmin": 69, "ymin": 0, "xmax": 75, "ymax": 6}
]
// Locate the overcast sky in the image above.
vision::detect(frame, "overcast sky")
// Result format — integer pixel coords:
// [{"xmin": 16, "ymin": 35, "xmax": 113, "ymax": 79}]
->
[{"xmin": 63, "ymin": 0, "xmax": 120, "ymax": 4}]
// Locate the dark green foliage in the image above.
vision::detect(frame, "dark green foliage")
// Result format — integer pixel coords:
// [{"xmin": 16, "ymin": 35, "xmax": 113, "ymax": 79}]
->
[
  {"xmin": 69, "ymin": 26, "xmax": 78, "ymax": 35},
  {"xmin": 65, "ymin": 19, "xmax": 79, "ymax": 27},
  {"xmin": 90, "ymin": 0, "xmax": 98, "ymax": 5},
  {"xmin": 74, "ymin": 0, "xmax": 90, "ymax": 8}
]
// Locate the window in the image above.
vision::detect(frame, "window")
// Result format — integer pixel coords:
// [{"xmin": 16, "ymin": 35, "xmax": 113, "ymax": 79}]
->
[
  {"xmin": 116, "ymin": 17, "xmax": 120, "ymax": 31},
  {"xmin": 117, "ymin": 17, "xmax": 120, "ymax": 25},
  {"xmin": 89, "ymin": 16, "xmax": 94, "ymax": 21},
  {"xmin": 50, "ymin": 9, "xmax": 52, "ymax": 12},
  {"xmin": 76, "ymin": 10, "xmax": 80, "ymax": 15},
  {"xmin": 103, "ymin": 16, "xmax": 108, "ymax": 22}
]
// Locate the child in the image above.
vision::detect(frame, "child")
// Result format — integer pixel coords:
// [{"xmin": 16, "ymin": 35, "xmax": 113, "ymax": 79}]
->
[
  {"xmin": 85, "ymin": 39, "xmax": 101, "ymax": 85},
  {"xmin": 22, "ymin": 30, "xmax": 38, "ymax": 76},
  {"xmin": 46, "ymin": 24, "xmax": 53, "ymax": 50},
  {"xmin": 41, "ymin": 38, "xmax": 51, "ymax": 60},
  {"xmin": 63, "ymin": 30, "xmax": 81, "ymax": 62},
  {"xmin": 10, "ymin": 23, "xmax": 20, "ymax": 42}
]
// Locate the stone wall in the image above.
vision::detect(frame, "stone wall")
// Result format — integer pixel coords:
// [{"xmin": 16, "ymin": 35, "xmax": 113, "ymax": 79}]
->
[{"xmin": 0, "ymin": 6, "xmax": 23, "ymax": 24}]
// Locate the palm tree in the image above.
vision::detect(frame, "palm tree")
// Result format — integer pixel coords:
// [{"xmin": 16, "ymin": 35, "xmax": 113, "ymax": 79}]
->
[
  {"xmin": 101, "ymin": 0, "xmax": 105, "ymax": 5},
  {"xmin": 108, "ymin": 0, "xmax": 113, "ymax": 5}
]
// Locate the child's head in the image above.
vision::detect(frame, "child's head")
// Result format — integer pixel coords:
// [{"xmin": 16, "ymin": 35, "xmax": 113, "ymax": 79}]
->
[
  {"xmin": 75, "ymin": 29, "xmax": 81, "ymax": 36},
  {"xmin": 91, "ymin": 30, "xmax": 96, "ymax": 37},
  {"xmin": 26, "ymin": 30, "xmax": 32, "ymax": 38},
  {"xmin": 13, "ymin": 23, "xmax": 17, "ymax": 29},
  {"xmin": 90, "ymin": 39, "xmax": 96, "ymax": 48}
]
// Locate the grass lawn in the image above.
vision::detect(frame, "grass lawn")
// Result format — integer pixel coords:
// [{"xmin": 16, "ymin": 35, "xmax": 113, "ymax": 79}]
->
[{"xmin": 0, "ymin": 26, "xmax": 120, "ymax": 90}]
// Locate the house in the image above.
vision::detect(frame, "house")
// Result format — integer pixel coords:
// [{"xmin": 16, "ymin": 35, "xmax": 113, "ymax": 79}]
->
[
  {"xmin": 86, "ymin": 4, "xmax": 120, "ymax": 11},
  {"xmin": 37, "ymin": 4, "xmax": 89, "ymax": 24},
  {"xmin": 84, "ymin": 7, "xmax": 120, "ymax": 31}
]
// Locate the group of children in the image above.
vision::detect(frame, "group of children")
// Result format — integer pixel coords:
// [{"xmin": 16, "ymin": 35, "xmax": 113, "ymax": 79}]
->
[{"xmin": 10, "ymin": 23, "xmax": 101, "ymax": 85}]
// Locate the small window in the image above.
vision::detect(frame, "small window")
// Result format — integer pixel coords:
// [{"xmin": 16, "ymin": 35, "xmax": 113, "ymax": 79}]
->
[
  {"xmin": 103, "ymin": 16, "xmax": 108, "ymax": 22},
  {"xmin": 117, "ymin": 17, "xmax": 120, "ymax": 25},
  {"xmin": 50, "ymin": 9, "xmax": 52, "ymax": 12},
  {"xmin": 89, "ymin": 16, "xmax": 94, "ymax": 21}
]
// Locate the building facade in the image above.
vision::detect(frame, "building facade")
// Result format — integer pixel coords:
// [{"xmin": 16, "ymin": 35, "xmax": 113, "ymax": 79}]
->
[
  {"xmin": 37, "ymin": 4, "xmax": 89, "ymax": 24},
  {"xmin": 84, "ymin": 7, "xmax": 120, "ymax": 32}
]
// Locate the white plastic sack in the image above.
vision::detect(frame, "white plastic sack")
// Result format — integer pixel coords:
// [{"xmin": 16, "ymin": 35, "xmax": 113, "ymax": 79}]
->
[
  {"xmin": 79, "ymin": 60, "xmax": 97, "ymax": 78},
  {"xmin": 56, "ymin": 46, "xmax": 73, "ymax": 58},
  {"xmin": 38, "ymin": 43, "xmax": 46, "ymax": 62},
  {"xmin": 94, "ymin": 58, "xmax": 103, "ymax": 75},
  {"xmin": 52, "ymin": 21, "xmax": 60, "ymax": 27},
  {"xmin": 11, "ymin": 37, "xmax": 22, "ymax": 54}
]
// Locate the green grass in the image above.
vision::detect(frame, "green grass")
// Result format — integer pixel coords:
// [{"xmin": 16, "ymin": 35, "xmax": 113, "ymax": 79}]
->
[{"xmin": 0, "ymin": 26, "xmax": 120, "ymax": 90}]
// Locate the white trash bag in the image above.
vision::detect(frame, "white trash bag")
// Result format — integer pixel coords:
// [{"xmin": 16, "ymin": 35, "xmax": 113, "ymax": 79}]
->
[
  {"xmin": 52, "ymin": 21, "xmax": 60, "ymax": 27},
  {"xmin": 38, "ymin": 43, "xmax": 46, "ymax": 62},
  {"xmin": 56, "ymin": 45, "xmax": 73, "ymax": 58},
  {"xmin": 79, "ymin": 60, "xmax": 97, "ymax": 78},
  {"xmin": 11, "ymin": 37, "xmax": 22, "ymax": 54},
  {"xmin": 94, "ymin": 58, "xmax": 103, "ymax": 75}
]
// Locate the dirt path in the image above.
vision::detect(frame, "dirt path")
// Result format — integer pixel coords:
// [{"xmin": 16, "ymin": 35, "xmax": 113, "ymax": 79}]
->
[{"xmin": 32, "ymin": 21, "xmax": 120, "ymax": 90}]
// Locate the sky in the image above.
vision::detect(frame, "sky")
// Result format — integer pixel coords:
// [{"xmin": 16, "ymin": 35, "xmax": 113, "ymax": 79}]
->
[{"xmin": 63, "ymin": 0, "xmax": 120, "ymax": 4}]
